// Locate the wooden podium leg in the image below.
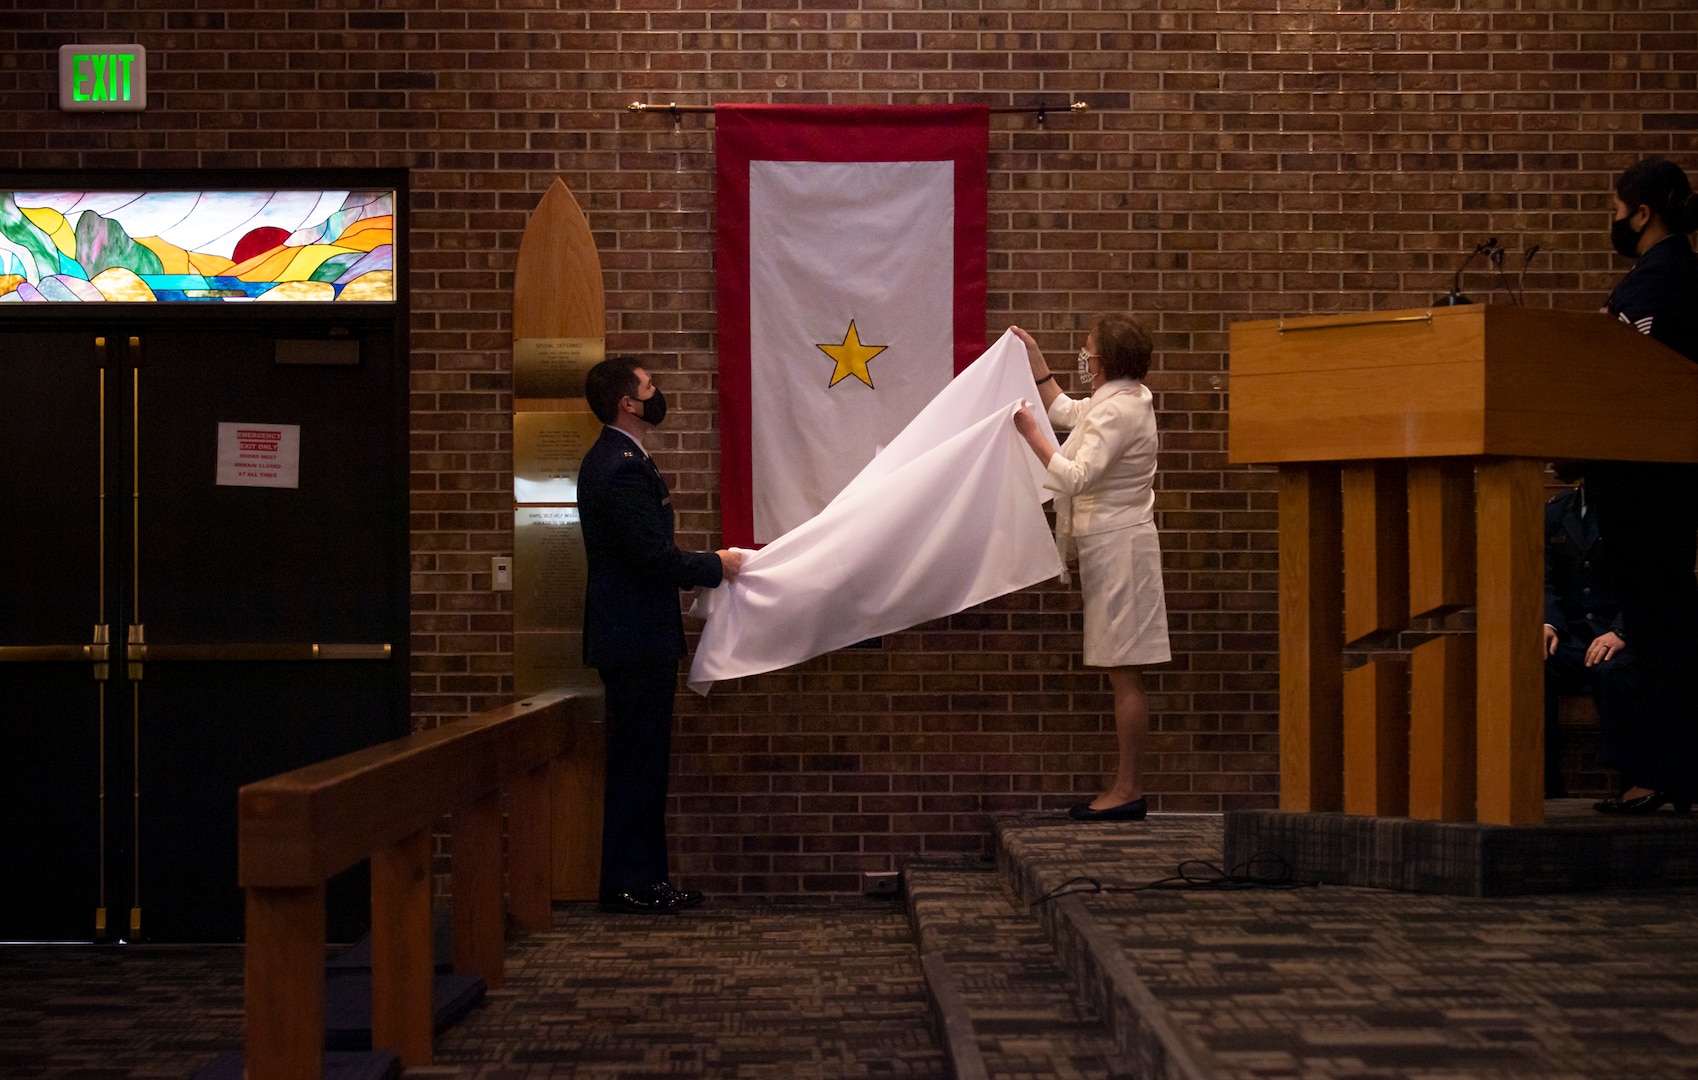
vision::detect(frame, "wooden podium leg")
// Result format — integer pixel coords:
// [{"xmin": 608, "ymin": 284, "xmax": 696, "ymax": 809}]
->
[
  {"xmin": 1475, "ymin": 457, "xmax": 1544, "ymax": 825},
  {"xmin": 1409, "ymin": 634, "xmax": 1475, "ymax": 821},
  {"xmin": 1408, "ymin": 460, "xmax": 1475, "ymax": 617},
  {"xmin": 1279, "ymin": 463, "xmax": 1343, "ymax": 812},
  {"xmin": 1342, "ymin": 461, "xmax": 1409, "ymax": 644},
  {"xmin": 1343, "ymin": 658, "xmax": 1409, "ymax": 816}
]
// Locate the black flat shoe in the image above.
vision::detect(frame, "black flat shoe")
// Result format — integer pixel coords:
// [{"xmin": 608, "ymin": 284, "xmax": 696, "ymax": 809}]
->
[
  {"xmin": 1594, "ymin": 790, "xmax": 1693, "ymax": 815},
  {"xmin": 654, "ymin": 882, "xmax": 704, "ymax": 909},
  {"xmin": 599, "ymin": 888, "xmax": 679, "ymax": 915},
  {"xmin": 1068, "ymin": 797, "xmax": 1147, "ymax": 822}
]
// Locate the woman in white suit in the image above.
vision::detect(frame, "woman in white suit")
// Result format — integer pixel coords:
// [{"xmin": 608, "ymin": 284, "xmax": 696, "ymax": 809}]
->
[{"xmin": 1012, "ymin": 314, "xmax": 1171, "ymax": 821}]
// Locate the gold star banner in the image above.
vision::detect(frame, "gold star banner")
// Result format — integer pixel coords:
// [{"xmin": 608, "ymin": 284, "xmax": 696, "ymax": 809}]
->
[
  {"xmin": 715, "ymin": 105, "xmax": 989, "ymax": 544},
  {"xmin": 817, "ymin": 319, "xmax": 888, "ymax": 388}
]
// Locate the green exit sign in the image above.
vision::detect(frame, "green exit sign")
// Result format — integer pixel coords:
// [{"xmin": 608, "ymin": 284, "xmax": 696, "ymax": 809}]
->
[{"xmin": 58, "ymin": 45, "xmax": 147, "ymax": 112}]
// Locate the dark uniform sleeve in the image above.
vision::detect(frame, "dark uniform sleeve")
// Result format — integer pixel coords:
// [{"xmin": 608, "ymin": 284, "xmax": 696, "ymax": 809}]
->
[{"xmin": 599, "ymin": 460, "xmax": 724, "ymax": 590}]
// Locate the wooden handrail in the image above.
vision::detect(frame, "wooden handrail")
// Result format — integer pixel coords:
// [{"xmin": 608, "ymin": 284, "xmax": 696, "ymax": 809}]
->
[{"xmin": 239, "ymin": 681, "xmax": 603, "ymax": 1080}]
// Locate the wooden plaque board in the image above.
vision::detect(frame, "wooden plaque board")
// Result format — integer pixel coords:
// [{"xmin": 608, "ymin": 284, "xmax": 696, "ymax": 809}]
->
[{"xmin": 512, "ymin": 177, "xmax": 607, "ymax": 901}]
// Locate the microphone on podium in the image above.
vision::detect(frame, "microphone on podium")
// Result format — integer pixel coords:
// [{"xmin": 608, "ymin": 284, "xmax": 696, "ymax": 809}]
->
[
  {"xmin": 1515, "ymin": 244, "xmax": 1540, "ymax": 305},
  {"xmin": 1435, "ymin": 237, "xmax": 1498, "ymax": 306}
]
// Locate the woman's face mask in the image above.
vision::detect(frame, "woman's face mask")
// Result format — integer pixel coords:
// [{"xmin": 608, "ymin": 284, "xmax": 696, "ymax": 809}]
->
[{"xmin": 1613, "ymin": 198, "xmax": 1647, "ymax": 260}]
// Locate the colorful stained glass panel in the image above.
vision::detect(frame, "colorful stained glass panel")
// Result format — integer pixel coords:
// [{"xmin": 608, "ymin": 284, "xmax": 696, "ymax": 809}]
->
[{"xmin": 0, "ymin": 189, "xmax": 396, "ymax": 303}]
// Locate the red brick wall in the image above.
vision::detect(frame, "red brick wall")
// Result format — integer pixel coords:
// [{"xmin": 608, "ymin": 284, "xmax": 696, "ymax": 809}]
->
[{"xmin": 3, "ymin": 1, "xmax": 1694, "ymax": 895}]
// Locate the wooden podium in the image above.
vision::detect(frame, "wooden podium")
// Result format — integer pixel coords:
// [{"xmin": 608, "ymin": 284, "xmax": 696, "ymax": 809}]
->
[{"xmin": 1230, "ymin": 304, "xmax": 1698, "ymax": 825}]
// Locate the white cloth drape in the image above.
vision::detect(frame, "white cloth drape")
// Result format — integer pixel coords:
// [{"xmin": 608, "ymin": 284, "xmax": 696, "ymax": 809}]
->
[{"xmin": 688, "ymin": 330, "xmax": 1061, "ymax": 694}]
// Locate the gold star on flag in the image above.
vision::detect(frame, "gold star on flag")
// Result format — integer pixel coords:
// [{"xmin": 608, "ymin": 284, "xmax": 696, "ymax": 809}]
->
[{"xmin": 817, "ymin": 319, "xmax": 887, "ymax": 389}]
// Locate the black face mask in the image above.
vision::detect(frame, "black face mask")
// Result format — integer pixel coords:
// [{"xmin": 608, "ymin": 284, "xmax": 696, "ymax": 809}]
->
[
  {"xmin": 636, "ymin": 386, "xmax": 666, "ymax": 427},
  {"xmin": 1612, "ymin": 212, "xmax": 1646, "ymax": 260}
]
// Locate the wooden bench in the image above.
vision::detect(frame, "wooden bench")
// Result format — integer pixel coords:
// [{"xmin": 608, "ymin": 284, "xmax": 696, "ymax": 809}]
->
[{"xmin": 238, "ymin": 682, "xmax": 603, "ymax": 1080}]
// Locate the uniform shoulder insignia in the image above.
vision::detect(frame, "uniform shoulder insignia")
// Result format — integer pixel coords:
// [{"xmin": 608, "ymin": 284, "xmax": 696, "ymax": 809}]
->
[{"xmin": 623, "ymin": 451, "xmax": 634, "ymax": 457}]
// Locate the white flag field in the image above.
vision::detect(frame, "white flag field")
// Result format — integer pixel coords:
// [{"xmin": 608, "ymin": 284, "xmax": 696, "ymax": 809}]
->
[
  {"xmin": 687, "ymin": 330, "xmax": 1062, "ymax": 694},
  {"xmin": 747, "ymin": 157, "xmax": 956, "ymax": 539}
]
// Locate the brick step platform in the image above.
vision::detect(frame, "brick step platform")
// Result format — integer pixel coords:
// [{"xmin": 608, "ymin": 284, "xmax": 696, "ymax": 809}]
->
[
  {"xmin": 905, "ymin": 860, "xmax": 1130, "ymax": 1080},
  {"xmin": 984, "ymin": 812, "xmax": 1698, "ymax": 1080}
]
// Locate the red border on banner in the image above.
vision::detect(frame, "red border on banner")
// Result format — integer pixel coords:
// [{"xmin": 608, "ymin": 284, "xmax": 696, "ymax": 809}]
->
[{"xmin": 714, "ymin": 104, "xmax": 990, "ymax": 551}]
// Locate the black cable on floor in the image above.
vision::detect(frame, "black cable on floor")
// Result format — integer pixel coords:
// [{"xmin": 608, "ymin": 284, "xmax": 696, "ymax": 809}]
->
[{"xmin": 1029, "ymin": 851, "xmax": 1319, "ymax": 907}]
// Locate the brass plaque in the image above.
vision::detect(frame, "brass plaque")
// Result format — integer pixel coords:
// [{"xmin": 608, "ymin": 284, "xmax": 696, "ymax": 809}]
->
[
  {"xmin": 514, "ymin": 631, "xmax": 588, "ymax": 696},
  {"xmin": 515, "ymin": 411, "xmax": 602, "ymax": 503},
  {"xmin": 514, "ymin": 337, "xmax": 604, "ymax": 398},
  {"xmin": 515, "ymin": 507, "xmax": 588, "ymax": 631}
]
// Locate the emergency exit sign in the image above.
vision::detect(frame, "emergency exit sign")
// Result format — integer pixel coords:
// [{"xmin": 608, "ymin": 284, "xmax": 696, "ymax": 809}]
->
[{"xmin": 58, "ymin": 45, "xmax": 146, "ymax": 112}]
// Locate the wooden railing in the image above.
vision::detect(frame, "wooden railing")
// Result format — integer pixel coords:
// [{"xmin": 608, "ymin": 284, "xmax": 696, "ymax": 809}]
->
[{"xmin": 238, "ymin": 682, "xmax": 603, "ymax": 1080}]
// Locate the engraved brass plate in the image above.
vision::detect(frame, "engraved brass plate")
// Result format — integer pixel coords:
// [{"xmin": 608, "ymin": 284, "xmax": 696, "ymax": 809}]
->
[
  {"xmin": 515, "ymin": 507, "xmax": 588, "ymax": 631},
  {"xmin": 514, "ymin": 411, "xmax": 602, "ymax": 504},
  {"xmin": 515, "ymin": 631, "xmax": 588, "ymax": 696},
  {"xmin": 514, "ymin": 337, "xmax": 604, "ymax": 399}
]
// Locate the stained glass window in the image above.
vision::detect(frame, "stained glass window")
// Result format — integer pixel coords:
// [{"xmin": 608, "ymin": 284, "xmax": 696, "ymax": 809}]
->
[{"xmin": 0, "ymin": 189, "xmax": 395, "ymax": 303}]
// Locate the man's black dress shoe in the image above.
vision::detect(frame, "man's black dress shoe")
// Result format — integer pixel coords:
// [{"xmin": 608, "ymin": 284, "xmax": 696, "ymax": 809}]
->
[
  {"xmin": 1594, "ymin": 789, "xmax": 1692, "ymax": 815},
  {"xmin": 1068, "ymin": 797, "xmax": 1147, "ymax": 822},
  {"xmin": 654, "ymin": 882, "xmax": 704, "ymax": 909},
  {"xmin": 599, "ymin": 887, "xmax": 679, "ymax": 915}
]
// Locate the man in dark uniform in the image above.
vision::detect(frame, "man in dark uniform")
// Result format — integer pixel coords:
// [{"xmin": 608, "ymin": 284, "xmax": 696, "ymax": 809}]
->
[
  {"xmin": 1543, "ymin": 466, "xmax": 1635, "ymax": 799},
  {"xmin": 579, "ymin": 357, "xmax": 740, "ymax": 914}
]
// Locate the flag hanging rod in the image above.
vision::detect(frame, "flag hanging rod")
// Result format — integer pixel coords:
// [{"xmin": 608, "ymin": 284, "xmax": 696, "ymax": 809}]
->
[{"xmin": 628, "ymin": 100, "xmax": 1088, "ymax": 120}]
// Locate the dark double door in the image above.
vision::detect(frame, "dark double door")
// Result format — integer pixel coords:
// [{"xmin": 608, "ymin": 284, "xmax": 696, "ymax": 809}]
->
[{"xmin": 0, "ymin": 323, "xmax": 408, "ymax": 943}]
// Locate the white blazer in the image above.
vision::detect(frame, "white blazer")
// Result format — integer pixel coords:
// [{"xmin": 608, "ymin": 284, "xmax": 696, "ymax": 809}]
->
[{"xmin": 1044, "ymin": 378, "xmax": 1158, "ymax": 564}]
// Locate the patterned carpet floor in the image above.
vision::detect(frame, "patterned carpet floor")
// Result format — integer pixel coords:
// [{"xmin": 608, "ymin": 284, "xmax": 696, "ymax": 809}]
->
[
  {"xmin": 0, "ymin": 900, "xmax": 946, "ymax": 1080},
  {"xmin": 0, "ymin": 943, "xmax": 246, "ymax": 1078},
  {"xmin": 431, "ymin": 900, "xmax": 947, "ymax": 1079},
  {"xmin": 7, "ymin": 816, "xmax": 1698, "ymax": 1079},
  {"xmin": 997, "ymin": 813, "xmax": 1698, "ymax": 1080}
]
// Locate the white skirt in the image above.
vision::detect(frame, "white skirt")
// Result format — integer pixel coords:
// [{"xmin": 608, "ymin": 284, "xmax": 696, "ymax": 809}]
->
[{"xmin": 1075, "ymin": 521, "xmax": 1171, "ymax": 668}]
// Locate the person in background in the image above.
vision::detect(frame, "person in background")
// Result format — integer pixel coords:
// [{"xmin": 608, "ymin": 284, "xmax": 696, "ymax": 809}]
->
[
  {"xmin": 579, "ymin": 357, "xmax": 741, "ymax": 911},
  {"xmin": 1542, "ymin": 462, "xmax": 1635, "ymax": 800},
  {"xmin": 1585, "ymin": 158, "xmax": 1698, "ymax": 814},
  {"xmin": 1012, "ymin": 315, "xmax": 1170, "ymax": 822}
]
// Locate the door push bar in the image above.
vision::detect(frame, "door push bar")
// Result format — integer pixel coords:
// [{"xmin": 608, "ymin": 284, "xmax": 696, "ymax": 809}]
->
[
  {"xmin": 0, "ymin": 625, "xmax": 111, "ymax": 680},
  {"xmin": 123, "ymin": 634, "xmax": 392, "ymax": 665},
  {"xmin": 121, "ymin": 628, "xmax": 392, "ymax": 678},
  {"xmin": 0, "ymin": 630, "xmax": 390, "ymax": 672}
]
